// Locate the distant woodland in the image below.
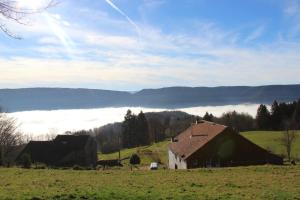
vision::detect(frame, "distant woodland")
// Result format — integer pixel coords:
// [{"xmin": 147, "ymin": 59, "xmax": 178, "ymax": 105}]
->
[
  {"xmin": 1, "ymin": 85, "xmax": 300, "ymax": 112},
  {"xmin": 72, "ymin": 98, "xmax": 300, "ymax": 154}
]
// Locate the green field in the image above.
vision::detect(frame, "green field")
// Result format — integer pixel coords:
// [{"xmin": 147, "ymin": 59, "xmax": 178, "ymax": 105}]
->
[
  {"xmin": 99, "ymin": 141, "xmax": 170, "ymax": 166},
  {"xmin": 100, "ymin": 131, "xmax": 300, "ymax": 165},
  {"xmin": 1, "ymin": 131, "xmax": 300, "ymax": 200},
  {"xmin": 0, "ymin": 166, "xmax": 299, "ymax": 200},
  {"xmin": 241, "ymin": 131, "xmax": 300, "ymax": 160}
]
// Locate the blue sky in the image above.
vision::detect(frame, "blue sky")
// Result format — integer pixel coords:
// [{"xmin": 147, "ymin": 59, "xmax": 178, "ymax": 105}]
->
[{"xmin": 0, "ymin": 0, "xmax": 300, "ymax": 91}]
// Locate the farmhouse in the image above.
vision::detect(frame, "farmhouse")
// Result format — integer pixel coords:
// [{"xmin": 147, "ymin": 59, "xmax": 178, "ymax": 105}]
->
[
  {"xmin": 168, "ymin": 121, "xmax": 283, "ymax": 169},
  {"xmin": 17, "ymin": 135, "xmax": 98, "ymax": 167}
]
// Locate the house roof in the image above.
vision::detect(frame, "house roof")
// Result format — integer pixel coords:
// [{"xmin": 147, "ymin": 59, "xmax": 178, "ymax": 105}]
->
[
  {"xmin": 54, "ymin": 135, "xmax": 90, "ymax": 150},
  {"xmin": 169, "ymin": 121, "xmax": 228, "ymax": 160}
]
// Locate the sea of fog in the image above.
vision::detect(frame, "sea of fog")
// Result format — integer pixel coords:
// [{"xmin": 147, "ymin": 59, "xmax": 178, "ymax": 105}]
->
[{"xmin": 8, "ymin": 104, "xmax": 263, "ymax": 137}]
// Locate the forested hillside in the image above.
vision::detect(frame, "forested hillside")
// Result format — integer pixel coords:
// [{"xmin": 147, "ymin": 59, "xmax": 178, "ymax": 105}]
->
[{"xmin": 1, "ymin": 85, "xmax": 300, "ymax": 112}]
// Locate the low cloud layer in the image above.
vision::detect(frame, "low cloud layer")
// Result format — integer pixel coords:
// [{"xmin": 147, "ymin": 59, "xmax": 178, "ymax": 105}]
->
[{"xmin": 9, "ymin": 104, "xmax": 262, "ymax": 137}]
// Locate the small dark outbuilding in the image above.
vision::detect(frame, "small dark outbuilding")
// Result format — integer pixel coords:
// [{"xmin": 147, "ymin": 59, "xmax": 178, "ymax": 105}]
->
[
  {"xmin": 17, "ymin": 135, "xmax": 98, "ymax": 167},
  {"xmin": 168, "ymin": 121, "xmax": 283, "ymax": 169}
]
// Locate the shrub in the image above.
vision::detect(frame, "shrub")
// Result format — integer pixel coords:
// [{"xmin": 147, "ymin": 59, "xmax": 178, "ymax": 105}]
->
[{"xmin": 130, "ymin": 154, "xmax": 141, "ymax": 165}]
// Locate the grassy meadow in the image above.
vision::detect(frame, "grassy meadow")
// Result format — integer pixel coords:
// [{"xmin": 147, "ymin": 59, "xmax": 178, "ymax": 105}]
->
[
  {"xmin": 1, "ymin": 131, "xmax": 300, "ymax": 200},
  {"xmin": 241, "ymin": 131, "xmax": 300, "ymax": 160},
  {"xmin": 0, "ymin": 165, "xmax": 300, "ymax": 200}
]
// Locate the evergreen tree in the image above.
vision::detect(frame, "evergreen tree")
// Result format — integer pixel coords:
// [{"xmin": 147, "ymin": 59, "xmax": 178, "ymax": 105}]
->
[
  {"xmin": 136, "ymin": 111, "xmax": 150, "ymax": 146},
  {"xmin": 256, "ymin": 104, "xmax": 271, "ymax": 130},
  {"xmin": 122, "ymin": 110, "xmax": 137, "ymax": 148},
  {"xmin": 270, "ymin": 101, "xmax": 281, "ymax": 130},
  {"xmin": 122, "ymin": 110, "xmax": 150, "ymax": 148},
  {"xmin": 203, "ymin": 112, "xmax": 214, "ymax": 122}
]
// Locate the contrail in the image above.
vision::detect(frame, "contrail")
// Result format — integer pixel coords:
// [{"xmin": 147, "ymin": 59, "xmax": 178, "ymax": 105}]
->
[{"xmin": 104, "ymin": 0, "xmax": 141, "ymax": 35}]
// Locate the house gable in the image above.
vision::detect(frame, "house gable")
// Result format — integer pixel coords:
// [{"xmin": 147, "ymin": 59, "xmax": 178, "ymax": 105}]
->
[
  {"xmin": 186, "ymin": 130, "xmax": 283, "ymax": 168},
  {"xmin": 168, "ymin": 121, "xmax": 283, "ymax": 169}
]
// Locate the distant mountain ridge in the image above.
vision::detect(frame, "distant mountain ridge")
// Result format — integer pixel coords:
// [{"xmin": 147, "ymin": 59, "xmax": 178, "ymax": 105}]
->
[{"xmin": 0, "ymin": 85, "xmax": 300, "ymax": 112}]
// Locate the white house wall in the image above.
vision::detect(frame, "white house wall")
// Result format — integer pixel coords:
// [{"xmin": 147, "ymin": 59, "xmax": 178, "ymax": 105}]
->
[{"xmin": 168, "ymin": 149, "xmax": 187, "ymax": 169}]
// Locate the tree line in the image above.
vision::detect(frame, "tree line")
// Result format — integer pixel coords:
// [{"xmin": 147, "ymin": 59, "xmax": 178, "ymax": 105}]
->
[
  {"xmin": 2, "ymin": 98, "xmax": 298, "ymax": 160},
  {"xmin": 76, "ymin": 98, "xmax": 300, "ymax": 153},
  {"xmin": 256, "ymin": 99, "xmax": 300, "ymax": 130},
  {"xmin": 203, "ymin": 98, "xmax": 300, "ymax": 132},
  {"xmin": 73, "ymin": 110, "xmax": 199, "ymax": 153}
]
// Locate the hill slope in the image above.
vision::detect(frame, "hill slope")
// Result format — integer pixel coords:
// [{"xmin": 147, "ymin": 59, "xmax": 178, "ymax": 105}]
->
[{"xmin": 1, "ymin": 85, "xmax": 300, "ymax": 112}]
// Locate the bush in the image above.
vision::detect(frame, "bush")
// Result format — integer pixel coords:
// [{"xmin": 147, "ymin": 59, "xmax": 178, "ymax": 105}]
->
[
  {"xmin": 73, "ymin": 165, "xmax": 85, "ymax": 170},
  {"xmin": 20, "ymin": 154, "xmax": 31, "ymax": 169},
  {"xmin": 130, "ymin": 154, "xmax": 141, "ymax": 165}
]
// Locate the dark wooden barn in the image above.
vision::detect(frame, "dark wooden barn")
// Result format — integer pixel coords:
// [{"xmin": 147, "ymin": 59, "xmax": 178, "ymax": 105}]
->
[
  {"xmin": 168, "ymin": 121, "xmax": 283, "ymax": 169},
  {"xmin": 17, "ymin": 135, "xmax": 98, "ymax": 167}
]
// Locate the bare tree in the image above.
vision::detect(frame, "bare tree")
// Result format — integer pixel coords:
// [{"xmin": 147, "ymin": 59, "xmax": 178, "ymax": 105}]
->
[
  {"xmin": 0, "ymin": 0, "xmax": 57, "ymax": 38},
  {"xmin": 280, "ymin": 121, "xmax": 297, "ymax": 162},
  {"xmin": 0, "ymin": 111, "xmax": 23, "ymax": 166}
]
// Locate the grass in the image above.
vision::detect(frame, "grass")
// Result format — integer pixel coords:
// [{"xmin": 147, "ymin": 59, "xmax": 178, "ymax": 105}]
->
[
  {"xmin": 99, "ymin": 141, "xmax": 170, "ymax": 166},
  {"xmin": 0, "ymin": 165, "xmax": 299, "ymax": 200},
  {"xmin": 241, "ymin": 131, "xmax": 300, "ymax": 160},
  {"xmin": 100, "ymin": 131, "xmax": 300, "ymax": 166},
  {"xmin": 1, "ymin": 131, "xmax": 300, "ymax": 199}
]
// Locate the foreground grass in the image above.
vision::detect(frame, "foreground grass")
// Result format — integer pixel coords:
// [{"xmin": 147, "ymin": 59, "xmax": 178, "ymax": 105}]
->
[{"xmin": 0, "ymin": 165, "xmax": 299, "ymax": 200}]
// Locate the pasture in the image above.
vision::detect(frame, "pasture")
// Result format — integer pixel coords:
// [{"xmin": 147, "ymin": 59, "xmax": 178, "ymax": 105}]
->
[
  {"xmin": 0, "ymin": 165, "xmax": 299, "ymax": 200},
  {"xmin": 1, "ymin": 131, "xmax": 300, "ymax": 200}
]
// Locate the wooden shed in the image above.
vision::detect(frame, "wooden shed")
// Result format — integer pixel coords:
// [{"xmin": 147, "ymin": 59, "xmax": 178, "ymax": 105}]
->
[{"xmin": 168, "ymin": 121, "xmax": 283, "ymax": 169}]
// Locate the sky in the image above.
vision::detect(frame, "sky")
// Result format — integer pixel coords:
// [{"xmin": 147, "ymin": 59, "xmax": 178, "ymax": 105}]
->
[{"xmin": 1, "ymin": 0, "xmax": 300, "ymax": 91}]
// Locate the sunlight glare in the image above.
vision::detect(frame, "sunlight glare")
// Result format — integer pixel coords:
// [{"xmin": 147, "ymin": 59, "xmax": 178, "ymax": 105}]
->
[{"xmin": 17, "ymin": 0, "xmax": 50, "ymax": 10}]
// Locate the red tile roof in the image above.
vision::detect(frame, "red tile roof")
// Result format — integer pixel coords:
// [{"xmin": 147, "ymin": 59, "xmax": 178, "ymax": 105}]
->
[{"xmin": 169, "ymin": 121, "xmax": 228, "ymax": 160}]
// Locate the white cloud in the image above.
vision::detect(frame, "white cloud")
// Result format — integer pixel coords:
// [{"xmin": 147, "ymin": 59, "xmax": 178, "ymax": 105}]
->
[
  {"xmin": 1, "ymin": 41, "xmax": 300, "ymax": 90},
  {"xmin": 1, "ymin": 2, "xmax": 300, "ymax": 89},
  {"xmin": 38, "ymin": 36, "xmax": 61, "ymax": 45},
  {"xmin": 85, "ymin": 34, "xmax": 139, "ymax": 49}
]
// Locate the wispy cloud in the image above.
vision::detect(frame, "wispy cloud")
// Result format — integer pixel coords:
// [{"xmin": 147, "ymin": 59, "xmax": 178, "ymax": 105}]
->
[
  {"xmin": 1, "ymin": 39, "xmax": 300, "ymax": 90},
  {"xmin": 104, "ymin": 0, "xmax": 140, "ymax": 35},
  {"xmin": 1, "ymin": 1, "xmax": 300, "ymax": 90},
  {"xmin": 245, "ymin": 26, "xmax": 265, "ymax": 42},
  {"xmin": 285, "ymin": 0, "xmax": 300, "ymax": 16},
  {"xmin": 284, "ymin": 0, "xmax": 300, "ymax": 37}
]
